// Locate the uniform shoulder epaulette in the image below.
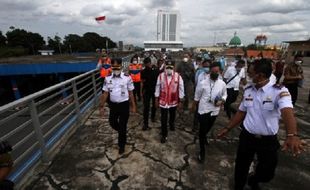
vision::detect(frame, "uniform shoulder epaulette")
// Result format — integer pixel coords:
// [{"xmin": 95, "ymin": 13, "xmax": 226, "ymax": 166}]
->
[
  {"xmin": 244, "ymin": 85, "xmax": 252, "ymax": 90},
  {"xmin": 272, "ymin": 83, "xmax": 284, "ymax": 90}
]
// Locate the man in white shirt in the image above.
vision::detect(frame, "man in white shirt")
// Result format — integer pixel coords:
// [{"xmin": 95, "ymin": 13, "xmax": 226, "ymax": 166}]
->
[
  {"xmin": 155, "ymin": 60, "xmax": 185, "ymax": 143},
  {"xmin": 192, "ymin": 62, "xmax": 227, "ymax": 162},
  {"xmin": 99, "ymin": 58, "xmax": 137, "ymax": 154},
  {"xmin": 223, "ymin": 60, "xmax": 246, "ymax": 119},
  {"xmin": 217, "ymin": 59, "xmax": 305, "ymax": 190}
]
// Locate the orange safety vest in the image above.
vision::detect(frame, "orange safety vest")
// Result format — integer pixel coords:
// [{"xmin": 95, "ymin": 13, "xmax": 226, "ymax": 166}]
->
[
  {"xmin": 129, "ymin": 63, "xmax": 142, "ymax": 82},
  {"xmin": 159, "ymin": 72, "xmax": 180, "ymax": 107},
  {"xmin": 99, "ymin": 57, "xmax": 112, "ymax": 78}
]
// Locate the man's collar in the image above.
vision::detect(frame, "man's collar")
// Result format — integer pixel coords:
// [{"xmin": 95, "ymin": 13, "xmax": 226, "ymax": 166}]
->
[{"xmin": 255, "ymin": 80, "xmax": 272, "ymax": 92}]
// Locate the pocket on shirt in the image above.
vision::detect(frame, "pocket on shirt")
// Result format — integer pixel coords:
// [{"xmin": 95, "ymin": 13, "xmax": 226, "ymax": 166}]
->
[{"xmin": 262, "ymin": 102, "xmax": 274, "ymax": 110}]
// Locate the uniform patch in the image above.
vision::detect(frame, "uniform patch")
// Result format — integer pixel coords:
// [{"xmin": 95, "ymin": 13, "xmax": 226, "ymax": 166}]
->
[
  {"xmin": 273, "ymin": 84, "xmax": 283, "ymax": 89},
  {"xmin": 279, "ymin": 91, "xmax": 290, "ymax": 98}
]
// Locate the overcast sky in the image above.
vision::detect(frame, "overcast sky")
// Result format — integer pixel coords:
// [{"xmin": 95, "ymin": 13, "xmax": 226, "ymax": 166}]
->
[{"xmin": 0, "ymin": 0, "xmax": 309, "ymax": 46}]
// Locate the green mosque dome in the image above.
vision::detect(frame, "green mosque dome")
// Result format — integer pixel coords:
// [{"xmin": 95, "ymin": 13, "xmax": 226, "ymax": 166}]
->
[{"xmin": 229, "ymin": 32, "xmax": 241, "ymax": 46}]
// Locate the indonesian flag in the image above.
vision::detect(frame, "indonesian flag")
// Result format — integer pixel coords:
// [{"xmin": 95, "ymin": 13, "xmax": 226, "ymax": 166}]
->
[{"xmin": 95, "ymin": 16, "xmax": 106, "ymax": 23}]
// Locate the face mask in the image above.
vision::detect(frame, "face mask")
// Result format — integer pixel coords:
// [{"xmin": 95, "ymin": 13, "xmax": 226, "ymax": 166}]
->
[
  {"xmin": 210, "ymin": 72, "xmax": 219, "ymax": 80},
  {"xmin": 112, "ymin": 70, "xmax": 121, "ymax": 76},
  {"xmin": 247, "ymin": 77, "xmax": 255, "ymax": 86},
  {"xmin": 183, "ymin": 58, "xmax": 189, "ymax": 62},
  {"xmin": 133, "ymin": 61, "xmax": 138, "ymax": 64},
  {"xmin": 295, "ymin": 61, "xmax": 302, "ymax": 65},
  {"xmin": 166, "ymin": 69, "xmax": 173, "ymax": 76},
  {"xmin": 202, "ymin": 67, "xmax": 209, "ymax": 73}
]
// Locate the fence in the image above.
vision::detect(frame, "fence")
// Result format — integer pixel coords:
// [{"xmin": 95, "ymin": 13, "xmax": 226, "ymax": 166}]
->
[{"xmin": 0, "ymin": 54, "xmax": 132, "ymax": 186}]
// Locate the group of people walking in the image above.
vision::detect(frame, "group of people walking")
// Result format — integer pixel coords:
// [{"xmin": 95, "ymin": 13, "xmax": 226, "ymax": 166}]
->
[{"xmin": 98, "ymin": 51, "xmax": 305, "ymax": 190}]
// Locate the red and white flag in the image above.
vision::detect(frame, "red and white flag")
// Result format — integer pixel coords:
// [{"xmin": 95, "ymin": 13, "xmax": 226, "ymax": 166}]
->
[{"xmin": 95, "ymin": 16, "xmax": 106, "ymax": 23}]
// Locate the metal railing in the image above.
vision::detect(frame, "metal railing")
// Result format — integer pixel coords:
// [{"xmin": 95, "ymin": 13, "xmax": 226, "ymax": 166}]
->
[{"xmin": 0, "ymin": 54, "xmax": 133, "ymax": 185}]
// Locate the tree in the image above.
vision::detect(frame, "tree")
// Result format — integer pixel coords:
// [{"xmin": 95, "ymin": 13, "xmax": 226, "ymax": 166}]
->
[
  {"xmin": 48, "ymin": 35, "xmax": 63, "ymax": 53},
  {"xmin": 0, "ymin": 31, "xmax": 6, "ymax": 47},
  {"xmin": 83, "ymin": 32, "xmax": 104, "ymax": 50},
  {"xmin": 26, "ymin": 32, "xmax": 45, "ymax": 54},
  {"xmin": 246, "ymin": 44, "xmax": 258, "ymax": 50},
  {"xmin": 6, "ymin": 28, "xmax": 29, "ymax": 48},
  {"xmin": 6, "ymin": 28, "xmax": 45, "ymax": 54},
  {"xmin": 63, "ymin": 34, "xmax": 91, "ymax": 53},
  {"xmin": 82, "ymin": 32, "xmax": 117, "ymax": 51}
]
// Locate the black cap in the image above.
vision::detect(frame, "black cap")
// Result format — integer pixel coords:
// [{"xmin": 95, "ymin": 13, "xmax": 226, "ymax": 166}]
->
[{"xmin": 165, "ymin": 60, "xmax": 175, "ymax": 66}]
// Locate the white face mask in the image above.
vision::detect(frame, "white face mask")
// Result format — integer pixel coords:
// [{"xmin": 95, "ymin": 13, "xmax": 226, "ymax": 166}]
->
[
  {"xmin": 113, "ymin": 70, "xmax": 121, "ymax": 76},
  {"xmin": 133, "ymin": 61, "xmax": 138, "ymax": 64},
  {"xmin": 183, "ymin": 58, "xmax": 189, "ymax": 62},
  {"xmin": 247, "ymin": 77, "xmax": 255, "ymax": 86},
  {"xmin": 295, "ymin": 60, "xmax": 302, "ymax": 65},
  {"xmin": 166, "ymin": 69, "xmax": 173, "ymax": 76}
]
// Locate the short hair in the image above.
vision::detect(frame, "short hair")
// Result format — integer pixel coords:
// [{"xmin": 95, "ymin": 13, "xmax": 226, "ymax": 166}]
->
[
  {"xmin": 294, "ymin": 54, "xmax": 303, "ymax": 60},
  {"xmin": 196, "ymin": 57, "xmax": 202, "ymax": 61},
  {"xmin": 253, "ymin": 58, "xmax": 272, "ymax": 78},
  {"xmin": 237, "ymin": 59, "xmax": 245, "ymax": 65},
  {"xmin": 130, "ymin": 55, "xmax": 138, "ymax": 63},
  {"xmin": 202, "ymin": 59, "xmax": 212, "ymax": 65},
  {"xmin": 111, "ymin": 58, "xmax": 122, "ymax": 65},
  {"xmin": 143, "ymin": 57, "xmax": 151, "ymax": 64},
  {"xmin": 209, "ymin": 62, "xmax": 221, "ymax": 69}
]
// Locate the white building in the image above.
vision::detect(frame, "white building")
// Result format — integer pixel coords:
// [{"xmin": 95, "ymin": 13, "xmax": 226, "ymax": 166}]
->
[
  {"xmin": 144, "ymin": 10, "xmax": 183, "ymax": 52},
  {"xmin": 38, "ymin": 50, "xmax": 54, "ymax": 56},
  {"xmin": 157, "ymin": 10, "xmax": 181, "ymax": 41}
]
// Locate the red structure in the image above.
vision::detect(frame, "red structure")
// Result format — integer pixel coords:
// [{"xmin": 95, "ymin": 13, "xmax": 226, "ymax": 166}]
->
[{"xmin": 255, "ymin": 35, "xmax": 268, "ymax": 45}]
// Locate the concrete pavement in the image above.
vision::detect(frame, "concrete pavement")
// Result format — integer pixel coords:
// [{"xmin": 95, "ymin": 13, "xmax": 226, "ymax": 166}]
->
[{"xmin": 24, "ymin": 102, "xmax": 310, "ymax": 190}]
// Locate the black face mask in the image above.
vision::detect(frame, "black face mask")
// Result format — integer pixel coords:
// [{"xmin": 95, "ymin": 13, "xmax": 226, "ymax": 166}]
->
[{"xmin": 210, "ymin": 72, "xmax": 219, "ymax": 80}]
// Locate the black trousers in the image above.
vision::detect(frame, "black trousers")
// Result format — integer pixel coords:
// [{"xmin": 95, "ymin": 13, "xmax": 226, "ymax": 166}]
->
[
  {"xmin": 0, "ymin": 180, "xmax": 14, "ymax": 190},
  {"xmin": 193, "ymin": 105, "xmax": 199, "ymax": 130},
  {"xmin": 224, "ymin": 88, "xmax": 239, "ymax": 119},
  {"xmin": 234, "ymin": 129, "xmax": 280, "ymax": 190},
  {"xmin": 133, "ymin": 82, "xmax": 141, "ymax": 101},
  {"xmin": 109, "ymin": 101, "xmax": 130, "ymax": 149},
  {"xmin": 198, "ymin": 112, "xmax": 217, "ymax": 158},
  {"xmin": 160, "ymin": 107, "xmax": 177, "ymax": 137},
  {"xmin": 143, "ymin": 91, "xmax": 156, "ymax": 126},
  {"xmin": 285, "ymin": 83, "xmax": 298, "ymax": 105}
]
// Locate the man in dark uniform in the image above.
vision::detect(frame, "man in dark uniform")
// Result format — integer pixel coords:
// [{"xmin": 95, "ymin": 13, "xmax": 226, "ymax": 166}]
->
[
  {"xmin": 141, "ymin": 57, "xmax": 159, "ymax": 130},
  {"xmin": 218, "ymin": 59, "xmax": 305, "ymax": 190},
  {"xmin": 99, "ymin": 58, "xmax": 137, "ymax": 154}
]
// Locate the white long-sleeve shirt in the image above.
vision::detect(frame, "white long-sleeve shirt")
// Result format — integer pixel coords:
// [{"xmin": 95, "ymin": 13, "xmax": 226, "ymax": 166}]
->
[{"xmin": 195, "ymin": 75, "xmax": 227, "ymax": 116}]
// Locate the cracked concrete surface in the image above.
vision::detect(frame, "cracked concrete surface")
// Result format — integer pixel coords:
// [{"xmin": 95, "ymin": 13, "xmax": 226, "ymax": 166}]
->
[{"xmin": 25, "ymin": 102, "xmax": 310, "ymax": 190}]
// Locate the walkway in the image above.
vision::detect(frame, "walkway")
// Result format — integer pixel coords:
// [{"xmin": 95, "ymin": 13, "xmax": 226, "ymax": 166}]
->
[{"xmin": 25, "ymin": 102, "xmax": 310, "ymax": 190}]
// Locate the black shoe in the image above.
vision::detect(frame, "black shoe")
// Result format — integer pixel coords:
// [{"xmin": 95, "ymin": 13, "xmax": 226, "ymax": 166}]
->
[
  {"xmin": 161, "ymin": 136, "xmax": 167, "ymax": 143},
  {"xmin": 198, "ymin": 154, "xmax": 205, "ymax": 163},
  {"xmin": 170, "ymin": 127, "xmax": 175, "ymax": 131},
  {"xmin": 247, "ymin": 175, "xmax": 261, "ymax": 190},
  {"xmin": 151, "ymin": 118, "xmax": 156, "ymax": 122},
  {"xmin": 142, "ymin": 125, "xmax": 148, "ymax": 131},
  {"xmin": 119, "ymin": 147, "xmax": 125, "ymax": 155}
]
